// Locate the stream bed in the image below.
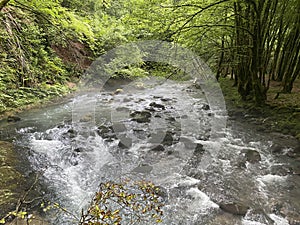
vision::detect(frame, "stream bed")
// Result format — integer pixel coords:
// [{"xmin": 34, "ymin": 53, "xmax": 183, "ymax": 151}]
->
[{"xmin": 0, "ymin": 78, "xmax": 300, "ymax": 225}]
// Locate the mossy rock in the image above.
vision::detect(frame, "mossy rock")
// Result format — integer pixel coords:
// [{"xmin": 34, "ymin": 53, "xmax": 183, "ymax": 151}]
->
[{"xmin": 0, "ymin": 141, "xmax": 25, "ymax": 216}]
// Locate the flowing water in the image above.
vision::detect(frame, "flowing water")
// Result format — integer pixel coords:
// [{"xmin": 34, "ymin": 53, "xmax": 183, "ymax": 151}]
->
[{"xmin": 1, "ymin": 78, "xmax": 300, "ymax": 225}]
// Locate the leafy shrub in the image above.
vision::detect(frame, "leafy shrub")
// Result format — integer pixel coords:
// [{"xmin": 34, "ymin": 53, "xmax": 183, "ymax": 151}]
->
[{"xmin": 79, "ymin": 180, "xmax": 164, "ymax": 225}]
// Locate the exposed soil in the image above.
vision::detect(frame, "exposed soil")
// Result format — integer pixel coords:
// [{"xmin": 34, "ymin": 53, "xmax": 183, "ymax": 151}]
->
[{"xmin": 52, "ymin": 40, "xmax": 93, "ymax": 71}]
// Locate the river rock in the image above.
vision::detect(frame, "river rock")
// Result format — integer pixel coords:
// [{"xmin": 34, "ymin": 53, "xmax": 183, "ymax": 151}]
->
[
  {"xmin": 118, "ymin": 137, "xmax": 132, "ymax": 149},
  {"xmin": 154, "ymin": 186, "xmax": 168, "ymax": 199},
  {"xmin": 73, "ymin": 148, "xmax": 82, "ymax": 153},
  {"xmin": 132, "ymin": 164, "xmax": 153, "ymax": 174},
  {"xmin": 79, "ymin": 114, "xmax": 93, "ymax": 122},
  {"xmin": 149, "ymin": 102, "xmax": 165, "ymax": 110},
  {"xmin": 130, "ymin": 111, "xmax": 151, "ymax": 123},
  {"xmin": 116, "ymin": 106, "xmax": 130, "ymax": 112},
  {"xmin": 7, "ymin": 115, "xmax": 21, "ymax": 122},
  {"xmin": 209, "ymin": 212, "xmax": 242, "ymax": 225},
  {"xmin": 145, "ymin": 107, "xmax": 156, "ymax": 112},
  {"xmin": 151, "ymin": 144, "xmax": 165, "ymax": 152},
  {"xmin": 287, "ymin": 213, "xmax": 300, "ymax": 225},
  {"xmin": 149, "ymin": 131, "xmax": 164, "ymax": 144},
  {"xmin": 70, "ymin": 152, "xmax": 79, "ymax": 166},
  {"xmin": 97, "ymin": 125, "xmax": 111, "ymax": 137},
  {"xmin": 290, "ymin": 164, "xmax": 300, "ymax": 176},
  {"xmin": 134, "ymin": 82, "xmax": 145, "ymax": 90},
  {"xmin": 195, "ymin": 143, "xmax": 205, "ymax": 154},
  {"xmin": 113, "ymin": 88, "xmax": 123, "ymax": 95},
  {"xmin": 288, "ymin": 145, "xmax": 300, "ymax": 158},
  {"xmin": 181, "ymin": 115, "xmax": 188, "ymax": 119},
  {"xmin": 161, "ymin": 98, "xmax": 172, "ymax": 102},
  {"xmin": 63, "ymin": 128, "xmax": 76, "ymax": 139},
  {"xmin": 270, "ymin": 165, "xmax": 291, "ymax": 176},
  {"xmin": 243, "ymin": 149, "xmax": 261, "ymax": 163},
  {"xmin": 270, "ymin": 144, "xmax": 285, "ymax": 154},
  {"xmin": 166, "ymin": 117, "xmax": 176, "ymax": 122},
  {"xmin": 123, "ymin": 97, "xmax": 132, "ymax": 102},
  {"xmin": 180, "ymin": 137, "xmax": 196, "ymax": 149},
  {"xmin": 202, "ymin": 104, "xmax": 210, "ymax": 110},
  {"xmin": 112, "ymin": 122, "xmax": 127, "ymax": 133},
  {"xmin": 219, "ymin": 202, "xmax": 249, "ymax": 216},
  {"xmin": 162, "ymin": 131, "xmax": 174, "ymax": 146}
]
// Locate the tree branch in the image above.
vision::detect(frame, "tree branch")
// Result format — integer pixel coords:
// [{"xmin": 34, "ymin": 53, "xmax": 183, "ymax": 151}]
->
[
  {"xmin": 179, "ymin": 24, "xmax": 254, "ymax": 37},
  {"xmin": 175, "ymin": 0, "xmax": 230, "ymax": 35},
  {"xmin": 160, "ymin": 4, "xmax": 204, "ymax": 9}
]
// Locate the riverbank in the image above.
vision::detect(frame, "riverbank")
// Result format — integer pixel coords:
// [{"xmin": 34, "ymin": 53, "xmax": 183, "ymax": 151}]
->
[
  {"xmin": 0, "ymin": 83, "xmax": 77, "ymax": 121},
  {"xmin": 220, "ymin": 77, "xmax": 300, "ymax": 140}
]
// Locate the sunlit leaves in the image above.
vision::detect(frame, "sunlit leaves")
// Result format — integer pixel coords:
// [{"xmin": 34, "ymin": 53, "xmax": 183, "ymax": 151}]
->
[{"xmin": 80, "ymin": 180, "xmax": 165, "ymax": 225}]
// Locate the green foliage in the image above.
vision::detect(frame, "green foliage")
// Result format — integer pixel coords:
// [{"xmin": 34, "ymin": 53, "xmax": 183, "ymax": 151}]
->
[
  {"xmin": 0, "ymin": 3, "xmax": 74, "ymax": 112},
  {"xmin": 0, "ymin": 0, "xmax": 140, "ymax": 114},
  {"xmin": 1, "ymin": 179, "xmax": 164, "ymax": 225},
  {"xmin": 79, "ymin": 180, "xmax": 164, "ymax": 225}
]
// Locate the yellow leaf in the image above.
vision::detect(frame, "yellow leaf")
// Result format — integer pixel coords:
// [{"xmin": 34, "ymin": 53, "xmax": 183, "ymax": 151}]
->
[{"xmin": 112, "ymin": 209, "xmax": 120, "ymax": 215}]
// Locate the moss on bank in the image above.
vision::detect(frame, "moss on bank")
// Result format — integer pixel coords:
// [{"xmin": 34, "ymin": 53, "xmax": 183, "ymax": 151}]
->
[
  {"xmin": 0, "ymin": 141, "xmax": 25, "ymax": 217},
  {"xmin": 220, "ymin": 77, "xmax": 300, "ymax": 140}
]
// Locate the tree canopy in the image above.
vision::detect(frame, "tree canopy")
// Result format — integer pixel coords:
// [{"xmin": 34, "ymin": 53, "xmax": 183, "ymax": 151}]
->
[{"xmin": 0, "ymin": 0, "xmax": 299, "ymax": 108}]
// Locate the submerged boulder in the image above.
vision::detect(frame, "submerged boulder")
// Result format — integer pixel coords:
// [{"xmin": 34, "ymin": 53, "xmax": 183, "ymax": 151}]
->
[
  {"xmin": 118, "ymin": 137, "xmax": 132, "ymax": 149},
  {"xmin": 7, "ymin": 115, "xmax": 21, "ymax": 122},
  {"xmin": 97, "ymin": 125, "xmax": 111, "ymax": 138},
  {"xmin": 180, "ymin": 137, "xmax": 196, "ymax": 149},
  {"xmin": 130, "ymin": 111, "xmax": 151, "ymax": 123},
  {"xmin": 132, "ymin": 164, "xmax": 153, "ymax": 174},
  {"xmin": 149, "ymin": 102, "xmax": 165, "ymax": 110},
  {"xmin": 243, "ymin": 149, "xmax": 261, "ymax": 163},
  {"xmin": 151, "ymin": 144, "xmax": 165, "ymax": 152},
  {"xmin": 112, "ymin": 122, "xmax": 127, "ymax": 133},
  {"xmin": 219, "ymin": 202, "xmax": 249, "ymax": 216},
  {"xmin": 162, "ymin": 131, "xmax": 174, "ymax": 146},
  {"xmin": 202, "ymin": 104, "xmax": 210, "ymax": 110}
]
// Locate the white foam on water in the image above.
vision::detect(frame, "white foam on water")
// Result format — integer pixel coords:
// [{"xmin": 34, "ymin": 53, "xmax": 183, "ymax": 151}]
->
[
  {"xmin": 257, "ymin": 174, "xmax": 287, "ymax": 186},
  {"xmin": 242, "ymin": 219, "xmax": 266, "ymax": 225},
  {"xmin": 30, "ymin": 132, "xmax": 117, "ymax": 210},
  {"xmin": 226, "ymin": 143, "xmax": 257, "ymax": 151},
  {"xmin": 269, "ymin": 214, "xmax": 289, "ymax": 225},
  {"xmin": 171, "ymin": 176, "xmax": 200, "ymax": 188},
  {"xmin": 186, "ymin": 188, "xmax": 219, "ymax": 210},
  {"xmin": 31, "ymin": 139, "xmax": 64, "ymax": 158},
  {"xmin": 256, "ymin": 174, "xmax": 288, "ymax": 199}
]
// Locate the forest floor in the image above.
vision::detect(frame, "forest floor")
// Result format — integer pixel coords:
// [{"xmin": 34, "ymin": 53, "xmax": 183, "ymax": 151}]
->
[{"xmin": 220, "ymin": 77, "xmax": 300, "ymax": 140}]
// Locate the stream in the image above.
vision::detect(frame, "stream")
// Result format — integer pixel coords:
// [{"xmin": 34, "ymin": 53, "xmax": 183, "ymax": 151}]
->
[{"xmin": 1, "ymin": 78, "xmax": 300, "ymax": 225}]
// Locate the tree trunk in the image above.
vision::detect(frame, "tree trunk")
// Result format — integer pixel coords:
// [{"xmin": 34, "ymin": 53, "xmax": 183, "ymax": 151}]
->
[{"xmin": 216, "ymin": 38, "xmax": 225, "ymax": 81}]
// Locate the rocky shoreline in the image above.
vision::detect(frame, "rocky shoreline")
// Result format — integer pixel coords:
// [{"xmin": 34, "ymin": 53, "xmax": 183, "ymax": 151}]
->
[{"xmin": 220, "ymin": 78, "xmax": 300, "ymax": 141}]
